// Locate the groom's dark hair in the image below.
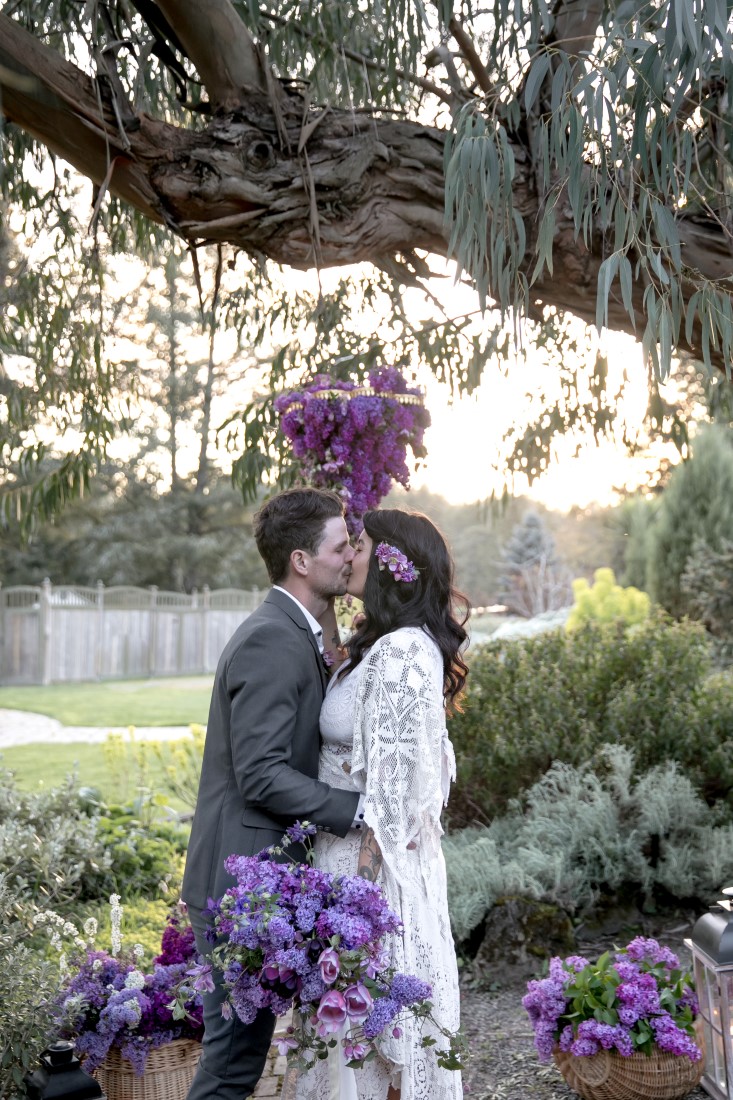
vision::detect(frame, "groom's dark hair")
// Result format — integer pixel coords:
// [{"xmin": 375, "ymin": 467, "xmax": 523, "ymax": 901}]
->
[{"xmin": 253, "ymin": 488, "xmax": 345, "ymax": 583}]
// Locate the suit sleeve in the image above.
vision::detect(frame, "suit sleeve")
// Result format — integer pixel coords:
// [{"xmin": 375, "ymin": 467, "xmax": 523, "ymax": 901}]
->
[{"xmin": 226, "ymin": 621, "xmax": 358, "ymax": 837}]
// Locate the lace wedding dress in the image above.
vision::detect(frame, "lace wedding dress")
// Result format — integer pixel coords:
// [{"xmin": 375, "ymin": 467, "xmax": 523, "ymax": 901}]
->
[{"xmin": 283, "ymin": 626, "xmax": 463, "ymax": 1100}]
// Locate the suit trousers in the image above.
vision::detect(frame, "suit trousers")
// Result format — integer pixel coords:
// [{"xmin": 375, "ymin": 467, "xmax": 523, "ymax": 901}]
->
[{"xmin": 186, "ymin": 904, "xmax": 276, "ymax": 1100}]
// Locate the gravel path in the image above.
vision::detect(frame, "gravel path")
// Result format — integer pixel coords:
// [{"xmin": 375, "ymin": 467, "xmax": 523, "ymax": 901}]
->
[{"xmin": 0, "ymin": 708, "xmax": 193, "ymax": 748}]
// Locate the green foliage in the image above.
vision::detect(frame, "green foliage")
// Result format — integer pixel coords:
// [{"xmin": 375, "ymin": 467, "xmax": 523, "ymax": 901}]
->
[
  {"xmin": 567, "ymin": 567, "xmax": 651, "ymax": 630},
  {"xmin": 152, "ymin": 726, "xmax": 206, "ymax": 812},
  {"xmin": 444, "ymin": 746, "xmax": 733, "ymax": 941},
  {"xmin": 95, "ymin": 805, "xmax": 187, "ymax": 898},
  {"xmin": 681, "ymin": 539, "xmax": 733, "ymax": 664},
  {"xmin": 0, "ymin": 767, "xmax": 187, "ymax": 908},
  {"xmin": 0, "ymin": 769, "xmax": 114, "ymax": 908},
  {"xmin": 449, "ymin": 615, "xmax": 733, "ymax": 825},
  {"xmin": 442, "ymin": 0, "xmax": 733, "ymax": 378},
  {"xmin": 0, "ymin": 876, "xmax": 60, "ymax": 1099},
  {"xmin": 646, "ymin": 426, "xmax": 733, "ymax": 617}
]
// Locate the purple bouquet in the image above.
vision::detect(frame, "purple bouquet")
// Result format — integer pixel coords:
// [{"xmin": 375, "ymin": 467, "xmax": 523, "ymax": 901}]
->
[
  {"xmin": 523, "ymin": 937, "xmax": 701, "ymax": 1063},
  {"xmin": 182, "ymin": 823, "xmax": 462, "ymax": 1072},
  {"xmin": 56, "ymin": 911, "xmax": 203, "ymax": 1074},
  {"xmin": 274, "ymin": 366, "xmax": 430, "ymax": 534}
]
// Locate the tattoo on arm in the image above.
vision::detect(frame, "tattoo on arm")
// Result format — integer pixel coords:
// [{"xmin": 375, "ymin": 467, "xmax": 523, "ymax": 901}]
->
[{"xmin": 357, "ymin": 827, "xmax": 383, "ymax": 882}]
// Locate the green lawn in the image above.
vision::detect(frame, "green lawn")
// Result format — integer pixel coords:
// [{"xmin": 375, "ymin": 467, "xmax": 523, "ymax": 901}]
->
[
  {"xmin": 1, "ymin": 738, "xmax": 192, "ymax": 810},
  {"xmin": 0, "ymin": 676, "xmax": 213, "ymax": 726}
]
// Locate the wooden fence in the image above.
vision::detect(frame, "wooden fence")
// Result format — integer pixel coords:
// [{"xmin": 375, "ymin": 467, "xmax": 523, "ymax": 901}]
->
[{"xmin": 0, "ymin": 582, "xmax": 263, "ymax": 685}]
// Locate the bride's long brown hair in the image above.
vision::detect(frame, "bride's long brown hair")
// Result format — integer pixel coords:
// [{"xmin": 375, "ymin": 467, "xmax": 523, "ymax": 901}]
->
[{"xmin": 344, "ymin": 509, "xmax": 470, "ymax": 711}]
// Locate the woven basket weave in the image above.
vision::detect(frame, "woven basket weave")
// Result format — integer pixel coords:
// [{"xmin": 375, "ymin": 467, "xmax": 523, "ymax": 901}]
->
[
  {"xmin": 95, "ymin": 1039, "xmax": 201, "ymax": 1100},
  {"xmin": 553, "ymin": 1044, "xmax": 703, "ymax": 1100}
]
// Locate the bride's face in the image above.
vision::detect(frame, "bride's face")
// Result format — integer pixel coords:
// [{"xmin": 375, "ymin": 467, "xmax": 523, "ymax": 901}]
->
[{"xmin": 346, "ymin": 530, "xmax": 373, "ymax": 600}]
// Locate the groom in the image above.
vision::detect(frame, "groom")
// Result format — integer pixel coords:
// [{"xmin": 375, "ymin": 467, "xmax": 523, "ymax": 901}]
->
[{"xmin": 183, "ymin": 487, "xmax": 362, "ymax": 1100}]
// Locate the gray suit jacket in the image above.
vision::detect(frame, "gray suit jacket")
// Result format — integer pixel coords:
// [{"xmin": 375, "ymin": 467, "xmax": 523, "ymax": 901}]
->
[{"xmin": 182, "ymin": 588, "xmax": 359, "ymax": 909}]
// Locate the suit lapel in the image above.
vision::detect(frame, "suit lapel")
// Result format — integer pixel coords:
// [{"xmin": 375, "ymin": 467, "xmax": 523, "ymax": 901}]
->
[{"xmin": 265, "ymin": 589, "xmax": 327, "ymax": 692}]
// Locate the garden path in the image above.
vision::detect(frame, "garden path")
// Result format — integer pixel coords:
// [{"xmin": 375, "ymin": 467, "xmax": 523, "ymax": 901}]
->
[{"xmin": 0, "ymin": 707, "xmax": 193, "ymax": 747}]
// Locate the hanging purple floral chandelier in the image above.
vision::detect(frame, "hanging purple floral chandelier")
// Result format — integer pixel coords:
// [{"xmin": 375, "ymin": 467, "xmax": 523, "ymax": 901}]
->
[{"xmin": 274, "ymin": 366, "xmax": 430, "ymax": 533}]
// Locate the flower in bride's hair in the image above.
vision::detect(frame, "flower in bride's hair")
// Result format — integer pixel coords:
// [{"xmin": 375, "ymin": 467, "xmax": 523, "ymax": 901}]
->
[{"xmin": 375, "ymin": 542, "xmax": 420, "ymax": 582}]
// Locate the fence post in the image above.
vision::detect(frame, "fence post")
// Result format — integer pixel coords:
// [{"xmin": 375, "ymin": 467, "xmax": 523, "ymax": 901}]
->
[
  {"xmin": 39, "ymin": 578, "xmax": 52, "ymax": 685},
  {"xmin": 201, "ymin": 585, "xmax": 210, "ymax": 672},
  {"xmin": 96, "ymin": 581, "xmax": 105, "ymax": 680},
  {"xmin": 148, "ymin": 586, "xmax": 158, "ymax": 677}
]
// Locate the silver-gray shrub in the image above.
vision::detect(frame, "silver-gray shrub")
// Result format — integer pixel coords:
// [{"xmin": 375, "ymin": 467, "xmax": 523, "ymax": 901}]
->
[
  {"xmin": 444, "ymin": 745, "xmax": 733, "ymax": 942},
  {"xmin": 0, "ymin": 874, "xmax": 60, "ymax": 1099},
  {"xmin": 0, "ymin": 768, "xmax": 113, "ymax": 907}
]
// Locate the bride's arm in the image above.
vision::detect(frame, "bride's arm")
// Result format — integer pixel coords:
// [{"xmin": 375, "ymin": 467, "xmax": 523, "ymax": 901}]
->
[
  {"xmin": 317, "ymin": 599, "xmax": 349, "ymax": 672},
  {"xmin": 357, "ymin": 826, "xmax": 383, "ymax": 882}
]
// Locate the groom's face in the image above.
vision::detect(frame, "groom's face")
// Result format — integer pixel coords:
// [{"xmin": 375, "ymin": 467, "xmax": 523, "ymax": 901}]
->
[{"xmin": 303, "ymin": 516, "xmax": 355, "ymax": 599}]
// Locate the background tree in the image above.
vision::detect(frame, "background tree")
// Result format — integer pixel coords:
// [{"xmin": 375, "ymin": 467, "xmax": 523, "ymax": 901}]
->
[
  {"xmin": 681, "ymin": 540, "xmax": 733, "ymax": 664},
  {"xmin": 645, "ymin": 426, "xmax": 733, "ymax": 617},
  {"xmin": 1, "ymin": 0, "xmax": 733, "ymax": 517},
  {"xmin": 497, "ymin": 512, "xmax": 572, "ymax": 617}
]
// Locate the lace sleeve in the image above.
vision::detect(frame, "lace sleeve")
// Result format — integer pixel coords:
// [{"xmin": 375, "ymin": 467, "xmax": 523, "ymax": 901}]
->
[{"xmin": 350, "ymin": 628, "xmax": 454, "ymax": 879}]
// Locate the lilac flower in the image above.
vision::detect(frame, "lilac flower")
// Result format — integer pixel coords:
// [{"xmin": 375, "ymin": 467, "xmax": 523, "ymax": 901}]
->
[
  {"xmin": 285, "ymin": 821, "xmax": 318, "ymax": 845},
  {"xmin": 55, "ymin": 912, "xmax": 203, "ymax": 1073},
  {"xmin": 390, "ymin": 973, "xmax": 432, "ymax": 1007},
  {"xmin": 202, "ymin": 828, "xmax": 459, "ymax": 1073},
  {"xmin": 275, "ymin": 367, "xmax": 429, "ymax": 533},
  {"xmin": 523, "ymin": 937, "xmax": 701, "ymax": 1065},
  {"xmin": 363, "ymin": 997, "xmax": 401, "ymax": 1039}
]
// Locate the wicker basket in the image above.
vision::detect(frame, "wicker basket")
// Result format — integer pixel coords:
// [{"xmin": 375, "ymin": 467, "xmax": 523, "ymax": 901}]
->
[
  {"xmin": 553, "ymin": 1043, "xmax": 704, "ymax": 1100},
  {"xmin": 95, "ymin": 1039, "xmax": 201, "ymax": 1100}
]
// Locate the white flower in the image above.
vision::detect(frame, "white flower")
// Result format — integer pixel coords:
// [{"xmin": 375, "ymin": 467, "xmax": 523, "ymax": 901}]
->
[
  {"xmin": 109, "ymin": 894, "xmax": 123, "ymax": 956},
  {"xmin": 124, "ymin": 970, "xmax": 146, "ymax": 990},
  {"xmin": 92, "ymin": 959, "xmax": 103, "ymax": 972},
  {"xmin": 83, "ymin": 917, "xmax": 98, "ymax": 939},
  {"xmin": 133, "ymin": 944, "xmax": 145, "ymax": 960}
]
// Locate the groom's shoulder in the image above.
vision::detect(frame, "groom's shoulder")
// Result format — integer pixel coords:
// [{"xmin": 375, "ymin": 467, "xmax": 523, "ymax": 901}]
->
[{"xmin": 222, "ymin": 593, "xmax": 306, "ymax": 655}]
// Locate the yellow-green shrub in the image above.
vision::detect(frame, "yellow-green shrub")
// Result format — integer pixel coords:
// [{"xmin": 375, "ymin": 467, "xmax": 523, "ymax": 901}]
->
[{"xmin": 567, "ymin": 567, "xmax": 650, "ymax": 630}]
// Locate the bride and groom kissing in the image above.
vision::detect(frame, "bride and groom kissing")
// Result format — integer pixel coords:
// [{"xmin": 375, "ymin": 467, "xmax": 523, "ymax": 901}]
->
[{"xmin": 182, "ymin": 486, "xmax": 469, "ymax": 1100}]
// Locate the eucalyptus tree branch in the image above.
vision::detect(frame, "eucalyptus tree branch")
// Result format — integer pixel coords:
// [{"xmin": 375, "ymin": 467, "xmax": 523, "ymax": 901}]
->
[
  {"xmin": 154, "ymin": 0, "xmax": 267, "ymax": 104},
  {"xmin": 447, "ymin": 18, "xmax": 493, "ymax": 96}
]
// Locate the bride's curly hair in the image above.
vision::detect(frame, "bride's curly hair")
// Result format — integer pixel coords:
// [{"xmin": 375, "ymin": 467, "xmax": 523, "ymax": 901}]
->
[{"xmin": 345, "ymin": 509, "xmax": 470, "ymax": 711}]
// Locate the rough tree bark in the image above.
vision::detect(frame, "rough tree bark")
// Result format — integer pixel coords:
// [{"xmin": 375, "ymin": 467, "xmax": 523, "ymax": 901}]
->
[{"xmin": 1, "ymin": 0, "xmax": 731, "ymax": 363}]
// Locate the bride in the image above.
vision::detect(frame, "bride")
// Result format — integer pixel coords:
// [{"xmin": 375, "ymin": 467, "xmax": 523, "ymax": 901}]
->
[{"xmin": 285, "ymin": 508, "xmax": 469, "ymax": 1100}]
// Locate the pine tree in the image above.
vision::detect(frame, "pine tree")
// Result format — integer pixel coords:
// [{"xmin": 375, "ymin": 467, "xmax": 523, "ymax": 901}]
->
[{"xmin": 497, "ymin": 513, "xmax": 572, "ymax": 618}]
